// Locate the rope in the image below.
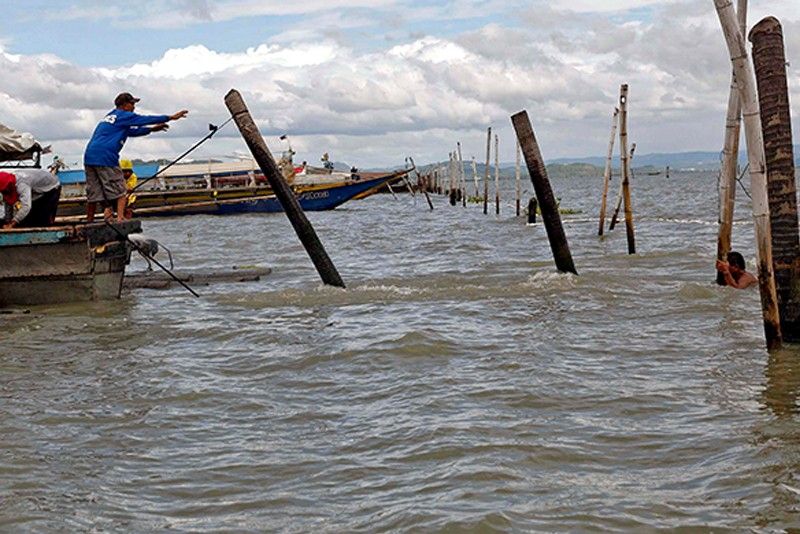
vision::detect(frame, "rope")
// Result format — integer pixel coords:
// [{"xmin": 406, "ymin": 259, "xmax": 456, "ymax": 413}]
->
[
  {"xmin": 132, "ymin": 117, "xmax": 233, "ymax": 192},
  {"xmin": 736, "ymin": 163, "xmax": 752, "ymax": 199}
]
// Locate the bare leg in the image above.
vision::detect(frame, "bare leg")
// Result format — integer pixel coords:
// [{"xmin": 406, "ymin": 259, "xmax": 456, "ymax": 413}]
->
[
  {"xmin": 116, "ymin": 196, "xmax": 127, "ymax": 223},
  {"xmin": 87, "ymin": 202, "xmax": 97, "ymax": 223}
]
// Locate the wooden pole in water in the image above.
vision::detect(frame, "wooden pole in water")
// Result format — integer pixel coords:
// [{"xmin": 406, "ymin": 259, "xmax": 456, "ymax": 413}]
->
[
  {"xmin": 494, "ymin": 134, "xmax": 501, "ymax": 215},
  {"xmin": 717, "ymin": 0, "xmax": 747, "ymax": 285},
  {"xmin": 484, "ymin": 127, "xmax": 491, "ymax": 214},
  {"xmin": 515, "ymin": 139, "xmax": 522, "ymax": 217},
  {"xmin": 449, "ymin": 152, "xmax": 457, "ymax": 206},
  {"xmin": 527, "ymin": 197, "xmax": 538, "ymax": 225},
  {"xmin": 714, "ymin": 0, "xmax": 782, "ymax": 349},
  {"xmin": 751, "ymin": 16, "xmax": 800, "ymax": 341},
  {"xmin": 224, "ymin": 89, "xmax": 345, "ymax": 288},
  {"xmin": 609, "ymin": 143, "xmax": 635, "ymax": 231},
  {"xmin": 471, "ymin": 157, "xmax": 479, "ymax": 198},
  {"xmin": 598, "ymin": 107, "xmax": 620, "ymax": 236},
  {"xmin": 457, "ymin": 142, "xmax": 466, "ymax": 207},
  {"xmin": 618, "ymin": 84, "xmax": 636, "ymax": 254},
  {"xmin": 511, "ymin": 110, "xmax": 578, "ymax": 275}
]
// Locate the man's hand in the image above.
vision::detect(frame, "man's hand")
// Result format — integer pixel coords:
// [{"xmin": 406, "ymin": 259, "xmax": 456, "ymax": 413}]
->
[
  {"xmin": 169, "ymin": 110, "xmax": 189, "ymax": 121},
  {"xmin": 150, "ymin": 123, "xmax": 169, "ymax": 132},
  {"xmin": 716, "ymin": 259, "xmax": 729, "ymax": 273},
  {"xmin": 3, "ymin": 221, "xmax": 16, "ymax": 229}
]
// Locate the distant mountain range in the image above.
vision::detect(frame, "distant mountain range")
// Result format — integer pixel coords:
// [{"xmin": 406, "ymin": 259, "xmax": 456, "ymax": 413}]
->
[
  {"xmin": 407, "ymin": 160, "xmax": 666, "ymax": 180},
  {"xmin": 373, "ymin": 147, "xmax": 800, "ymax": 175},
  {"xmin": 547, "ymin": 145, "xmax": 800, "ymax": 171}
]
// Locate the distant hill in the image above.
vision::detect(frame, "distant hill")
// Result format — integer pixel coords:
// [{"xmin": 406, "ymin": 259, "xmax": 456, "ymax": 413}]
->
[
  {"xmin": 548, "ymin": 145, "xmax": 800, "ymax": 171},
  {"xmin": 407, "ymin": 160, "xmax": 664, "ymax": 179}
]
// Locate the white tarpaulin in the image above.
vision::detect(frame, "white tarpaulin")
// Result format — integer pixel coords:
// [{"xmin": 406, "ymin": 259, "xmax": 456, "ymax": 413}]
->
[
  {"xmin": 0, "ymin": 124, "xmax": 50, "ymax": 167},
  {"xmin": 0, "ymin": 123, "xmax": 37, "ymax": 153}
]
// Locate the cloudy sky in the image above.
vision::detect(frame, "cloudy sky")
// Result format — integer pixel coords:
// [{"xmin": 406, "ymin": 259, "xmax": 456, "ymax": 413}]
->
[{"xmin": 1, "ymin": 0, "xmax": 799, "ymax": 168}]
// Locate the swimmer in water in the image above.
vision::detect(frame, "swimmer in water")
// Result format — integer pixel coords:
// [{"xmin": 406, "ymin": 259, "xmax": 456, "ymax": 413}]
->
[{"xmin": 716, "ymin": 251, "xmax": 757, "ymax": 289}]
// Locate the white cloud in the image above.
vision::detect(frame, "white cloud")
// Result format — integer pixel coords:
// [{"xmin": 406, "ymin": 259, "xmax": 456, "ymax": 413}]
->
[
  {"xmin": 46, "ymin": 0, "xmax": 399, "ymax": 29},
  {"xmin": 2, "ymin": 0, "xmax": 800, "ymax": 169}
]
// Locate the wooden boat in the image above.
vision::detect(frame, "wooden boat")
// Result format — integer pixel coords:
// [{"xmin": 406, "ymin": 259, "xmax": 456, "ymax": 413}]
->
[
  {"xmin": 57, "ymin": 170, "xmax": 409, "ymax": 219},
  {"xmin": 0, "ymin": 221, "xmax": 141, "ymax": 306}
]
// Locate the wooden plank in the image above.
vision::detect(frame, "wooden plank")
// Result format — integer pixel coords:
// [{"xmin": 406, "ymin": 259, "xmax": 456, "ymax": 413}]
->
[{"xmin": 124, "ymin": 267, "xmax": 272, "ymax": 289}]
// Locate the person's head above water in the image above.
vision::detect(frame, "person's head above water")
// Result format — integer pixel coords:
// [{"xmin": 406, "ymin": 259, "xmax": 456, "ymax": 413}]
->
[{"xmin": 727, "ymin": 251, "xmax": 746, "ymax": 272}]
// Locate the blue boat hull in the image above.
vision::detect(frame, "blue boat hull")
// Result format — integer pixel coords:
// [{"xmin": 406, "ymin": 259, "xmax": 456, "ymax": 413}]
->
[{"xmin": 135, "ymin": 175, "xmax": 395, "ymax": 217}]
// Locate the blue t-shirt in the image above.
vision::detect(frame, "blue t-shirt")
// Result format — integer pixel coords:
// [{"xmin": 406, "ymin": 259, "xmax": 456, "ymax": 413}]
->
[{"xmin": 83, "ymin": 109, "xmax": 170, "ymax": 167}]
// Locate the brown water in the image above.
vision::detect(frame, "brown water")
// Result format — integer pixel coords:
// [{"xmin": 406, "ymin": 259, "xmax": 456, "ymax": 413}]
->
[{"xmin": 3, "ymin": 171, "xmax": 800, "ymax": 531}]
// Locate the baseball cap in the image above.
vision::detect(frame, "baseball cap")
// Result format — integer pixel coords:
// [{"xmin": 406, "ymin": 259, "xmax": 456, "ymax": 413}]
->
[
  {"xmin": 0, "ymin": 171, "xmax": 19, "ymax": 206},
  {"xmin": 114, "ymin": 92, "xmax": 141, "ymax": 107}
]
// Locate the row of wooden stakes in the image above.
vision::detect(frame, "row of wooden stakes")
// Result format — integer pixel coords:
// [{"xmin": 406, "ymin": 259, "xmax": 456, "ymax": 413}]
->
[{"xmin": 223, "ymin": 3, "xmax": 794, "ymax": 353}]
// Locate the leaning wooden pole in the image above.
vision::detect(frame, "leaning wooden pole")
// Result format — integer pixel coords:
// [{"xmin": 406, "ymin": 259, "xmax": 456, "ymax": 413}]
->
[
  {"xmin": 716, "ymin": 0, "xmax": 747, "ymax": 285},
  {"xmin": 225, "ymin": 89, "xmax": 345, "ymax": 288},
  {"xmin": 598, "ymin": 107, "xmax": 620, "ymax": 236},
  {"xmin": 484, "ymin": 127, "xmax": 491, "ymax": 214},
  {"xmin": 713, "ymin": 0, "xmax": 782, "ymax": 349},
  {"xmin": 751, "ymin": 16, "xmax": 800, "ymax": 342},
  {"xmin": 494, "ymin": 134, "xmax": 501, "ymax": 215},
  {"xmin": 515, "ymin": 139, "xmax": 521, "ymax": 217},
  {"xmin": 619, "ymin": 84, "xmax": 636, "ymax": 254},
  {"xmin": 511, "ymin": 110, "xmax": 578, "ymax": 275}
]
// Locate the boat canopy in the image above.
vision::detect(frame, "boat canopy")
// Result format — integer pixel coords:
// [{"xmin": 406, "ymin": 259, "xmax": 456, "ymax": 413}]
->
[{"xmin": 0, "ymin": 123, "xmax": 45, "ymax": 164}]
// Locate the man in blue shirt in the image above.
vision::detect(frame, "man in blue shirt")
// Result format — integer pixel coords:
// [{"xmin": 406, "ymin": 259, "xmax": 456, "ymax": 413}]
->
[{"xmin": 84, "ymin": 92, "xmax": 188, "ymax": 221}]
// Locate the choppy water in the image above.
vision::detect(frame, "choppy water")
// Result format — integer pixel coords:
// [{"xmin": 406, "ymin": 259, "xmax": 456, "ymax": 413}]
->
[{"xmin": 3, "ymin": 170, "xmax": 800, "ymax": 532}]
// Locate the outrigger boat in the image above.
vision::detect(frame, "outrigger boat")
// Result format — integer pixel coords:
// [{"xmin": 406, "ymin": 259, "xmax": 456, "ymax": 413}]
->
[
  {"xmin": 57, "ymin": 169, "xmax": 410, "ymax": 219},
  {"xmin": 0, "ymin": 123, "xmax": 141, "ymax": 306}
]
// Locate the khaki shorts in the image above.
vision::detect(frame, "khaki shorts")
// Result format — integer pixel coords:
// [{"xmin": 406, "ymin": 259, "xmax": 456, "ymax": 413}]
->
[{"xmin": 85, "ymin": 165, "xmax": 126, "ymax": 204}]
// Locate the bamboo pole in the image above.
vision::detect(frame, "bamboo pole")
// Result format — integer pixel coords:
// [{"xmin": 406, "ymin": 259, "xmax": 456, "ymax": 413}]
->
[
  {"xmin": 224, "ymin": 89, "xmax": 345, "ymax": 288},
  {"xmin": 717, "ymin": 0, "xmax": 747, "ymax": 285},
  {"xmin": 713, "ymin": 0, "xmax": 782, "ymax": 349},
  {"xmin": 618, "ymin": 84, "xmax": 636, "ymax": 254},
  {"xmin": 471, "ymin": 157, "xmax": 479, "ymax": 198},
  {"xmin": 609, "ymin": 143, "xmax": 635, "ymax": 231},
  {"xmin": 515, "ymin": 139, "xmax": 521, "ymax": 217},
  {"xmin": 511, "ymin": 110, "xmax": 577, "ymax": 275},
  {"xmin": 484, "ymin": 127, "xmax": 491, "ymax": 214},
  {"xmin": 751, "ymin": 16, "xmax": 800, "ymax": 341},
  {"xmin": 399, "ymin": 163, "xmax": 416, "ymax": 197},
  {"xmin": 457, "ymin": 142, "xmax": 466, "ymax": 207},
  {"xmin": 408, "ymin": 156, "xmax": 434, "ymax": 210},
  {"xmin": 494, "ymin": 134, "xmax": 501, "ymax": 215},
  {"xmin": 386, "ymin": 180, "xmax": 398, "ymax": 201},
  {"xmin": 598, "ymin": 108, "xmax": 620, "ymax": 236}
]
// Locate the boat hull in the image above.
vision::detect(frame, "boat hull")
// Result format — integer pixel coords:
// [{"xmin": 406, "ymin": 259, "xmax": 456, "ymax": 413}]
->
[
  {"xmin": 0, "ymin": 222, "xmax": 139, "ymax": 306},
  {"xmin": 57, "ymin": 172, "xmax": 408, "ymax": 219}
]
